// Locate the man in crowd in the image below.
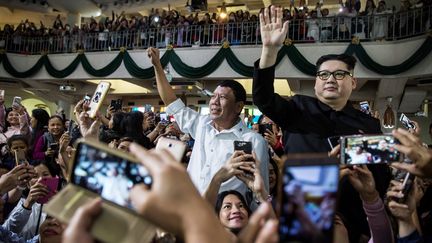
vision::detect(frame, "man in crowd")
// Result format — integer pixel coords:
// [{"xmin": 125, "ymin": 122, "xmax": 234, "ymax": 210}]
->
[
  {"xmin": 252, "ymin": 5, "xmax": 390, "ymax": 242},
  {"xmin": 147, "ymin": 47, "xmax": 269, "ymax": 198}
]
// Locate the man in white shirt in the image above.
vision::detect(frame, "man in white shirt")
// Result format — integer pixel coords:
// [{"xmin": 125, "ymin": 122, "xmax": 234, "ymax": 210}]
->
[{"xmin": 147, "ymin": 47, "xmax": 269, "ymax": 196}]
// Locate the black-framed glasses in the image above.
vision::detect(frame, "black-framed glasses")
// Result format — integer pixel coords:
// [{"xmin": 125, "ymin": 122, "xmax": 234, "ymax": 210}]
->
[{"xmin": 316, "ymin": 70, "xmax": 353, "ymax": 80}]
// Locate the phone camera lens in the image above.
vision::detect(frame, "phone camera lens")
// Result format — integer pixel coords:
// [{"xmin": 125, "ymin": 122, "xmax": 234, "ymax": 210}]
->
[{"xmin": 168, "ymin": 143, "xmax": 172, "ymax": 148}]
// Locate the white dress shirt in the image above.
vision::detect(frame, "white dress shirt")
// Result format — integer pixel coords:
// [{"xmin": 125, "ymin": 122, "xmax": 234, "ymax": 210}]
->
[{"xmin": 166, "ymin": 99, "xmax": 269, "ymax": 196}]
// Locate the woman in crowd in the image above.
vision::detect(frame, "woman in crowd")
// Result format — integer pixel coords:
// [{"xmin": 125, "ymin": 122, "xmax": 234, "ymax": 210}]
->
[
  {"xmin": 32, "ymin": 115, "xmax": 64, "ymax": 162},
  {"xmin": 215, "ymin": 190, "xmax": 251, "ymax": 235},
  {"xmin": 29, "ymin": 109, "xmax": 50, "ymax": 153},
  {"xmin": 3, "ymin": 160, "xmax": 60, "ymax": 240},
  {"xmin": 121, "ymin": 111, "xmax": 153, "ymax": 149},
  {"xmin": 0, "ymin": 106, "xmax": 30, "ymax": 153},
  {"xmin": 99, "ymin": 111, "xmax": 125, "ymax": 144}
]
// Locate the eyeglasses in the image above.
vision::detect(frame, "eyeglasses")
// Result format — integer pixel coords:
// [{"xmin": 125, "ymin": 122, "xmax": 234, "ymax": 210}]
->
[{"xmin": 316, "ymin": 70, "xmax": 353, "ymax": 80}]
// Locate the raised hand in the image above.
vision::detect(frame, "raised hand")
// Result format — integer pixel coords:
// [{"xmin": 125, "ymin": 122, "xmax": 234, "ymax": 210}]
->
[
  {"xmin": 345, "ymin": 165, "xmax": 379, "ymax": 203},
  {"xmin": 392, "ymin": 128, "xmax": 432, "ymax": 178},
  {"xmin": 260, "ymin": 6, "xmax": 289, "ymax": 48},
  {"xmin": 147, "ymin": 47, "xmax": 162, "ymax": 68}
]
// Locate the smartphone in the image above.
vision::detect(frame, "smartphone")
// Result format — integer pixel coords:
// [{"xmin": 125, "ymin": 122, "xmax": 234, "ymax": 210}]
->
[
  {"xmin": 14, "ymin": 149, "xmax": 27, "ymax": 166},
  {"xmin": 110, "ymin": 99, "xmax": 122, "ymax": 111},
  {"xmin": 327, "ymin": 136, "xmax": 341, "ymax": 149},
  {"xmin": 37, "ymin": 177, "xmax": 59, "ymax": 204},
  {"xmin": 144, "ymin": 104, "xmax": 152, "ymax": 113},
  {"xmin": 44, "ymin": 139, "xmax": 156, "ymax": 243},
  {"xmin": 340, "ymin": 134, "xmax": 402, "ymax": 165},
  {"xmin": 393, "ymin": 169, "xmax": 415, "ymax": 204},
  {"xmin": 155, "ymin": 137, "xmax": 187, "ymax": 162},
  {"xmin": 359, "ymin": 101, "xmax": 371, "ymax": 115},
  {"xmin": 71, "ymin": 140, "xmax": 151, "ymax": 209},
  {"xmin": 87, "ymin": 82, "xmax": 111, "ymax": 119},
  {"xmin": 234, "ymin": 141, "xmax": 252, "ymax": 154},
  {"xmin": 12, "ymin": 96, "xmax": 22, "ymax": 107},
  {"xmin": 68, "ymin": 120, "xmax": 74, "ymax": 133},
  {"xmin": 234, "ymin": 140, "xmax": 254, "ymax": 176},
  {"xmin": 84, "ymin": 94, "xmax": 91, "ymax": 102},
  {"xmin": 159, "ymin": 112, "xmax": 168, "ymax": 125},
  {"xmin": 0, "ymin": 89, "xmax": 4, "ymax": 98},
  {"xmin": 399, "ymin": 113, "xmax": 416, "ymax": 130},
  {"xmin": 278, "ymin": 154, "xmax": 339, "ymax": 243},
  {"xmin": 258, "ymin": 123, "xmax": 273, "ymax": 136},
  {"xmin": 50, "ymin": 143, "xmax": 59, "ymax": 151}
]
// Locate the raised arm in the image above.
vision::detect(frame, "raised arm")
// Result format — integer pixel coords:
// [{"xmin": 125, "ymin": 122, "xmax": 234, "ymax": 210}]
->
[
  {"xmin": 148, "ymin": 47, "xmax": 177, "ymax": 105},
  {"xmin": 259, "ymin": 6, "xmax": 289, "ymax": 69}
]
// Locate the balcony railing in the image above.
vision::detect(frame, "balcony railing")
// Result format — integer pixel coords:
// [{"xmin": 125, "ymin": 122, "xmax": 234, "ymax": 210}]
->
[{"xmin": 0, "ymin": 6, "xmax": 430, "ymax": 55}]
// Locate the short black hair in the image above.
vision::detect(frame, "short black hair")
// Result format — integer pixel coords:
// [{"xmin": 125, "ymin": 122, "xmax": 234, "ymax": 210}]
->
[
  {"xmin": 316, "ymin": 54, "xmax": 357, "ymax": 72},
  {"xmin": 7, "ymin": 135, "xmax": 29, "ymax": 149},
  {"xmin": 215, "ymin": 190, "xmax": 252, "ymax": 217},
  {"xmin": 217, "ymin": 80, "xmax": 247, "ymax": 103}
]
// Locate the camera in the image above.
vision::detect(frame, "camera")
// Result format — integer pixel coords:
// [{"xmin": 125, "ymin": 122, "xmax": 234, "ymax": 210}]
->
[
  {"xmin": 50, "ymin": 143, "xmax": 59, "ymax": 151},
  {"xmin": 110, "ymin": 99, "xmax": 123, "ymax": 111},
  {"xmin": 340, "ymin": 134, "xmax": 402, "ymax": 165},
  {"xmin": 258, "ymin": 123, "xmax": 273, "ymax": 136}
]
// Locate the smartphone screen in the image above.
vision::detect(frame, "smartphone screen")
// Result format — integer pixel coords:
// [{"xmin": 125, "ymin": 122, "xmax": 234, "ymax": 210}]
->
[
  {"xmin": 144, "ymin": 104, "xmax": 152, "ymax": 113},
  {"xmin": 341, "ymin": 135, "xmax": 401, "ymax": 165},
  {"xmin": 159, "ymin": 112, "xmax": 168, "ymax": 124},
  {"xmin": 12, "ymin": 96, "xmax": 22, "ymax": 107},
  {"xmin": 234, "ymin": 141, "xmax": 252, "ymax": 154},
  {"xmin": 14, "ymin": 150, "xmax": 27, "ymax": 165},
  {"xmin": 71, "ymin": 142, "xmax": 151, "ymax": 209},
  {"xmin": 399, "ymin": 113, "xmax": 416, "ymax": 130},
  {"xmin": 359, "ymin": 101, "xmax": 371, "ymax": 115},
  {"xmin": 279, "ymin": 156, "xmax": 339, "ymax": 243}
]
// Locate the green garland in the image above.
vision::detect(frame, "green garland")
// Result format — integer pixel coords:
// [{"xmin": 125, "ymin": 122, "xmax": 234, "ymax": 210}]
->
[{"xmin": 0, "ymin": 36, "xmax": 431, "ymax": 79}]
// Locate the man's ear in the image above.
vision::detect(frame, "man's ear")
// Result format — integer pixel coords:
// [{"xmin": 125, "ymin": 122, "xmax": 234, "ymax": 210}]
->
[
  {"xmin": 352, "ymin": 77, "xmax": 357, "ymax": 90},
  {"xmin": 236, "ymin": 101, "xmax": 245, "ymax": 114}
]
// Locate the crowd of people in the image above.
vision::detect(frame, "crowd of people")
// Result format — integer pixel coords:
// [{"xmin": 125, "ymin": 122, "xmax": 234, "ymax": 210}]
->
[
  {"xmin": 0, "ymin": 0, "xmax": 431, "ymax": 54},
  {"xmin": 0, "ymin": 5, "xmax": 431, "ymax": 243}
]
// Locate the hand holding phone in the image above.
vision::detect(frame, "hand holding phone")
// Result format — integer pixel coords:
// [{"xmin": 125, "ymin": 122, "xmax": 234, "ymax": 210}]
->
[
  {"xmin": 110, "ymin": 99, "xmax": 122, "ymax": 111},
  {"xmin": 14, "ymin": 149, "xmax": 27, "ymax": 166},
  {"xmin": 359, "ymin": 101, "xmax": 371, "ymax": 115},
  {"xmin": 234, "ymin": 141, "xmax": 252, "ymax": 154},
  {"xmin": 88, "ymin": 82, "xmax": 111, "ymax": 119},
  {"xmin": 36, "ymin": 177, "xmax": 60, "ymax": 204},
  {"xmin": 12, "ymin": 96, "xmax": 22, "ymax": 108},
  {"xmin": 44, "ymin": 140, "xmax": 156, "ymax": 243},
  {"xmin": 399, "ymin": 113, "xmax": 416, "ymax": 131},
  {"xmin": 258, "ymin": 123, "xmax": 273, "ymax": 136},
  {"xmin": 233, "ymin": 141, "xmax": 254, "ymax": 176},
  {"xmin": 159, "ymin": 112, "xmax": 168, "ymax": 125},
  {"xmin": 155, "ymin": 137, "xmax": 187, "ymax": 162}
]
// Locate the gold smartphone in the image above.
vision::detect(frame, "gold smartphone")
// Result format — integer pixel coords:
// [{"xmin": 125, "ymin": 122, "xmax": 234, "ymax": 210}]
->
[
  {"xmin": 155, "ymin": 137, "xmax": 187, "ymax": 162},
  {"xmin": 87, "ymin": 81, "xmax": 111, "ymax": 119},
  {"xmin": 44, "ymin": 139, "xmax": 155, "ymax": 243},
  {"xmin": 14, "ymin": 149, "xmax": 27, "ymax": 166}
]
